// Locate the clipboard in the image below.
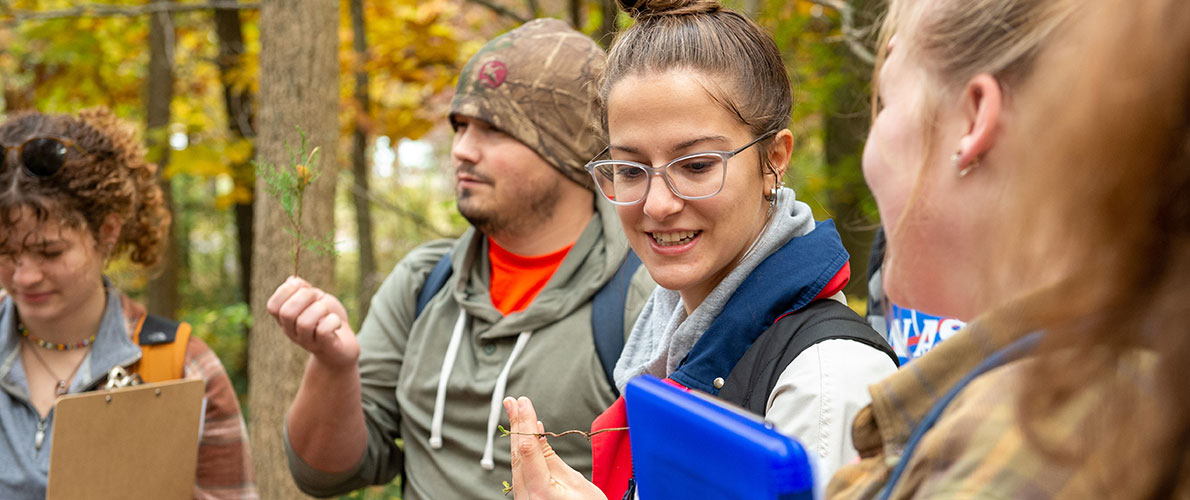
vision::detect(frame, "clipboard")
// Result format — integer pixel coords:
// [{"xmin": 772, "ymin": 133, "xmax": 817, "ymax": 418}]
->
[
  {"xmin": 624, "ymin": 375, "xmax": 815, "ymax": 500},
  {"xmin": 47, "ymin": 378, "xmax": 205, "ymax": 500}
]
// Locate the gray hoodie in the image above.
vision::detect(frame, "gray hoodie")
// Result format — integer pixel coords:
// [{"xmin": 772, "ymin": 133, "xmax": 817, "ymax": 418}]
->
[{"xmin": 286, "ymin": 200, "xmax": 654, "ymax": 500}]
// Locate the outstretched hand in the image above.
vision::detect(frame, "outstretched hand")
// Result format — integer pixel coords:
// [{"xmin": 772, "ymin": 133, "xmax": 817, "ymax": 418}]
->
[
  {"xmin": 505, "ymin": 396, "xmax": 607, "ymax": 500},
  {"xmin": 266, "ymin": 276, "xmax": 360, "ymax": 369}
]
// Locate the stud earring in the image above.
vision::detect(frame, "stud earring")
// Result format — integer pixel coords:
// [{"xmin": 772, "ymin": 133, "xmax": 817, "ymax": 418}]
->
[{"xmin": 953, "ymin": 151, "xmax": 979, "ymax": 178}]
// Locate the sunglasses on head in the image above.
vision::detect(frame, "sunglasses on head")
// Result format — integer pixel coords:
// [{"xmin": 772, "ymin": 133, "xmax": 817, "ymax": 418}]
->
[{"xmin": 2, "ymin": 137, "xmax": 86, "ymax": 178}]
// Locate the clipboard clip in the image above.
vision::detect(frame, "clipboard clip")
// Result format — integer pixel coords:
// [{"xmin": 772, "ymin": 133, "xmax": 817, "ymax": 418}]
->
[{"xmin": 103, "ymin": 366, "xmax": 143, "ymax": 391}]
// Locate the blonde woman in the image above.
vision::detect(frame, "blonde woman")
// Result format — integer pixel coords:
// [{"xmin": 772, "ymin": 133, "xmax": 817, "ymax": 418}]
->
[{"xmin": 831, "ymin": 0, "xmax": 1190, "ymax": 498}]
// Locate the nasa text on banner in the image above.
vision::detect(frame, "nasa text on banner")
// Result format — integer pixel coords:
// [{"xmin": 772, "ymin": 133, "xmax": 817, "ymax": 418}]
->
[{"xmin": 887, "ymin": 304, "xmax": 966, "ymax": 365}]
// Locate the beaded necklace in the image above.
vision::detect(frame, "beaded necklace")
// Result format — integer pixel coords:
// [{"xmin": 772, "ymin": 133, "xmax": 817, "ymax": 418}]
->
[
  {"xmin": 18, "ymin": 323, "xmax": 97, "ymax": 350},
  {"xmin": 22, "ymin": 337, "xmax": 83, "ymax": 397}
]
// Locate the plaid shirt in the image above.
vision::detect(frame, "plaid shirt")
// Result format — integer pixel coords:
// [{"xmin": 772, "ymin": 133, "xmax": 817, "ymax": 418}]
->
[
  {"xmin": 826, "ymin": 303, "xmax": 1101, "ymax": 500},
  {"xmin": 120, "ymin": 296, "xmax": 258, "ymax": 500}
]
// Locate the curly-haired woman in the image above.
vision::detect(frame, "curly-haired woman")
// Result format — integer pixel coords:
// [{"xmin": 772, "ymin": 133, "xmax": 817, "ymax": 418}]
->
[{"xmin": 0, "ymin": 109, "xmax": 256, "ymax": 499}]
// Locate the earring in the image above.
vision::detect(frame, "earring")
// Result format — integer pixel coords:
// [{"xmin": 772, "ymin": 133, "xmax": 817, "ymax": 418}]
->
[
  {"xmin": 953, "ymin": 151, "xmax": 980, "ymax": 178},
  {"xmin": 765, "ymin": 181, "xmax": 783, "ymax": 202}
]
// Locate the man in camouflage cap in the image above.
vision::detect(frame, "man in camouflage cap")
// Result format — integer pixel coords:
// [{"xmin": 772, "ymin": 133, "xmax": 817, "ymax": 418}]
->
[
  {"xmin": 451, "ymin": 17, "xmax": 603, "ymax": 190},
  {"xmin": 271, "ymin": 18, "xmax": 654, "ymax": 500}
]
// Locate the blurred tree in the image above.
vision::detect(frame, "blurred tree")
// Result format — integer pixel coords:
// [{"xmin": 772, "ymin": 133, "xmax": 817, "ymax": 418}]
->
[
  {"xmin": 213, "ymin": 0, "xmax": 257, "ymax": 323},
  {"xmin": 568, "ymin": 0, "xmax": 581, "ymax": 28},
  {"xmin": 0, "ymin": 0, "xmax": 476, "ymax": 353},
  {"xmin": 146, "ymin": 1, "xmax": 180, "ymax": 319},
  {"xmin": 595, "ymin": 0, "xmax": 617, "ymax": 46},
  {"xmin": 348, "ymin": 0, "xmax": 378, "ymax": 320},
  {"xmin": 247, "ymin": 0, "xmax": 338, "ymax": 498},
  {"xmin": 763, "ymin": 0, "xmax": 881, "ymax": 301},
  {"xmin": 824, "ymin": 0, "xmax": 881, "ymax": 300},
  {"xmin": 212, "ymin": 0, "xmax": 258, "ymax": 380}
]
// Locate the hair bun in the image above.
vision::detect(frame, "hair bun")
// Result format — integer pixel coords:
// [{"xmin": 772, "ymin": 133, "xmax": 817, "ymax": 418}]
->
[{"xmin": 617, "ymin": 0, "xmax": 720, "ymax": 20}]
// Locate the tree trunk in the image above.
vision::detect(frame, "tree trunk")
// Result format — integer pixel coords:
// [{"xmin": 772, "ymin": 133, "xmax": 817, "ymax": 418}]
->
[
  {"xmin": 350, "ymin": 0, "xmax": 378, "ymax": 322},
  {"xmin": 213, "ymin": 1, "xmax": 256, "ymax": 379},
  {"xmin": 568, "ymin": 0, "xmax": 581, "ymax": 28},
  {"xmin": 248, "ymin": 0, "xmax": 339, "ymax": 497},
  {"xmin": 146, "ymin": 3, "xmax": 179, "ymax": 319},
  {"xmin": 595, "ymin": 0, "xmax": 617, "ymax": 47}
]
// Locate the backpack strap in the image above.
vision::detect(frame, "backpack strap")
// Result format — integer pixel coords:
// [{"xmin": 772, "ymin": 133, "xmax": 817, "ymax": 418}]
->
[
  {"xmin": 777, "ymin": 299, "xmax": 898, "ymax": 370},
  {"xmin": 132, "ymin": 314, "xmax": 191, "ymax": 383},
  {"xmin": 416, "ymin": 251, "xmax": 455, "ymax": 317},
  {"xmin": 412, "ymin": 249, "xmax": 642, "ymax": 394},
  {"xmin": 591, "ymin": 250, "xmax": 642, "ymax": 396},
  {"xmin": 875, "ymin": 331, "xmax": 1041, "ymax": 500},
  {"xmin": 717, "ymin": 299, "xmax": 898, "ymax": 415}
]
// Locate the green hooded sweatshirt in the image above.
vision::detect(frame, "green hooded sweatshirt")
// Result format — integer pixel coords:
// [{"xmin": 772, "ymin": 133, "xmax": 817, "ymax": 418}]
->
[{"xmin": 287, "ymin": 200, "xmax": 654, "ymax": 499}]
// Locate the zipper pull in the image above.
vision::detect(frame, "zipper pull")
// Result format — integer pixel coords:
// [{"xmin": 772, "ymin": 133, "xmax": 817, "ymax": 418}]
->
[{"xmin": 34, "ymin": 420, "xmax": 46, "ymax": 451}]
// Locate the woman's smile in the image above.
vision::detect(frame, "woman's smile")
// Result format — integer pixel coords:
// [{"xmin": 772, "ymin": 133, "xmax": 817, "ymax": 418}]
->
[{"xmin": 647, "ymin": 229, "xmax": 702, "ymax": 251}]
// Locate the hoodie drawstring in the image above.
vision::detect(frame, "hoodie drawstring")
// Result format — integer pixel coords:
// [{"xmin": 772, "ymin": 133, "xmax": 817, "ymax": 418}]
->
[
  {"xmin": 430, "ymin": 310, "xmax": 468, "ymax": 449},
  {"xmin": 481, "ymin": 330, "xmax": 531, "ymax": 470}
]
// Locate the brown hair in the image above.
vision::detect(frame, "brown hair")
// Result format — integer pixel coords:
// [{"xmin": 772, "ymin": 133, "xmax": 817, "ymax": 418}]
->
[
  {"xmin": 877, "ymin": 0, "xmax": 1077, "ymax": 91},
  {"xmin": 0, "ymin": 108, "xmax": 169, "ymax": 267},
  {"xmin": 600, "ymin": 0, "xmax": 791, "ymax": 172},
  {"xmin": 1008, "ymin": 1, "xmax": 1190, "ymax": 497}
]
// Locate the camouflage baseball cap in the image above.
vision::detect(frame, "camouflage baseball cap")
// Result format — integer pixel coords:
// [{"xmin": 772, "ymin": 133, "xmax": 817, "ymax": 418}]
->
[{"xmin": 450, "ymin": 18, "xmax": 605, "ymax": 189}]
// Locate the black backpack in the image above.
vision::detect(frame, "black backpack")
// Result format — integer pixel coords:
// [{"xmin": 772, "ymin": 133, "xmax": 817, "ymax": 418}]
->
[{"xmin": 717, "ymin": 299, "xmax": 899, "ymax": 415}]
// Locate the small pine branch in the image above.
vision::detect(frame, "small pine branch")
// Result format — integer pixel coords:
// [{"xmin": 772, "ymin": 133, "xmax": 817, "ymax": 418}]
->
[{"xmin": 253, "ymin": 126, "xmax": 334, "ymax": 276}]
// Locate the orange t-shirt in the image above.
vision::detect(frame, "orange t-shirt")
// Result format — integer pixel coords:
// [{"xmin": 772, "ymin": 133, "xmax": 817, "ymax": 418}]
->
[{"xmin": 488, "ymin": 237, "xmax": 573, "ymax": 315}]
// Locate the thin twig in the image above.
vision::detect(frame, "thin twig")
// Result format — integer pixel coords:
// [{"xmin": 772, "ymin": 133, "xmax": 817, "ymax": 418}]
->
[
  {"xmin": 498, "ymin": 424, "xmax": 629, "ymax": 444},
  {"xmin": 2, "ymin": 0, "xmax": 258, "ymax": 25},
  {"xmin": 347, "ymin": 182, "xmax": 454, "ymax": 239},
  {"xmin": 463, "ymin": 0, "xmax": 527, "ymax": 24},
  {"xmin": 804, "ymin": 0, "xmax": 876, "ymax": 65}
]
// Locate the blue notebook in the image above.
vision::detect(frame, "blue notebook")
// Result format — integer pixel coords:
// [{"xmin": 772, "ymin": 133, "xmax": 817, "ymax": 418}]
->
[{"xmin": 624, "ymin": 375, "xmax": 815, "ymax": 500}]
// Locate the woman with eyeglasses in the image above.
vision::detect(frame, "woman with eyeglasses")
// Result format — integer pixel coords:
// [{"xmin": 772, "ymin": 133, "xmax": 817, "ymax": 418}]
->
[
  {"xmin": 503, "ymin": 1, "xmax": 899, "ymax": 498},
  {"xmin": 0, "ymin": 109, "xmax": 256, "ymax": 499}
]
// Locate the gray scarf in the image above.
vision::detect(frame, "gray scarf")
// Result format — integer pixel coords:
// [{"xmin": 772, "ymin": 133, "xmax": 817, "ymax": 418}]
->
[{"xmin": 613, "ymin": 188, "xmax": 817, "ymax": 391}]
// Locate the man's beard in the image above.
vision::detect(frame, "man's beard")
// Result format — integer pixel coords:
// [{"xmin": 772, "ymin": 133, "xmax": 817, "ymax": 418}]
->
[{"xmin": 457, "ymin": 176, "xmax": 562, "ymax": 239}]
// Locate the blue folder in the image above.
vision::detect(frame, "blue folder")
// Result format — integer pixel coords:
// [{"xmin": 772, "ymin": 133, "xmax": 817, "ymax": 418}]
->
[{"xmin": 624, "ymin": 375, "xmax": 815, "ymax": 500}]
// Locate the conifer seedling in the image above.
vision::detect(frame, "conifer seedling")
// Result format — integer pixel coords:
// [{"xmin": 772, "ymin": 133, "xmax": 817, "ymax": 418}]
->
[{"xmin": 254, "ymin": 127, "xmax": 336, "ymax": 276}]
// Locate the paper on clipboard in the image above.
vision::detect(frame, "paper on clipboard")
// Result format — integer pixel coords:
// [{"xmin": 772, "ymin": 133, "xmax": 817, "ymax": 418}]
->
[{"xmin": 46, "ymin": 378, "xmax": 205, "ymax": 500}]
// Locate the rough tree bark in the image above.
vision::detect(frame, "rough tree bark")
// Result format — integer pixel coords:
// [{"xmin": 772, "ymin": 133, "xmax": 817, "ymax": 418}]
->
[
  {"xmin": 145, "ymin": 2, "xmax": 179, "ymax": 319},
  {"xmin": 247, "ymin": 0, "xmax": 339, "ymax": 497},
  {"xmin": 349, "ymin": 0, "xmax": 378, "ymax": 321}
]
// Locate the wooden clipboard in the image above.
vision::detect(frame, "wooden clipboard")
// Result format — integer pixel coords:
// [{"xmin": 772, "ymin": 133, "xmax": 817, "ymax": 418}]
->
[{"xmin": 46, "ymin": 378, "xmax": 205, "ymax": 500}]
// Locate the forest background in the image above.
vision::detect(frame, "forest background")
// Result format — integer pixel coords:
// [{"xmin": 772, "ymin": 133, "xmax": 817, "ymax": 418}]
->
[{"xmin": 0, "ymin": 0, "xmax": 883, "ymax": 497}]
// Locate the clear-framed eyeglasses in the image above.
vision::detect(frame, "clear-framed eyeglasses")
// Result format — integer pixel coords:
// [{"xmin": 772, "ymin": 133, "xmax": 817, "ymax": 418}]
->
[{"xmin": 584, "ymin": 130, "xmax": 777, "ymax": 206}]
